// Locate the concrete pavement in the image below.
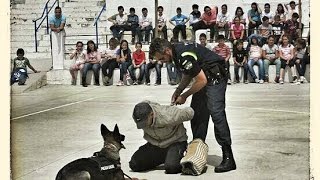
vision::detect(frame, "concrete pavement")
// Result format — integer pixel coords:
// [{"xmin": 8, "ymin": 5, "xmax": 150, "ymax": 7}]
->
[{"xmin": 10, "ymin": 82, "xmax": 310, "ymax": 180}]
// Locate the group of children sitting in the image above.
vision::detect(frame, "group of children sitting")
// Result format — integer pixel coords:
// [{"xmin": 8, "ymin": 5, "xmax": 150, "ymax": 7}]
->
[
  {"xmin": 200, "ymin": 32, "xmax": 309, "ymax": 85},
  {"xmin": 68, "ymin": 38, "xmax": 172, "ymax": 87}
]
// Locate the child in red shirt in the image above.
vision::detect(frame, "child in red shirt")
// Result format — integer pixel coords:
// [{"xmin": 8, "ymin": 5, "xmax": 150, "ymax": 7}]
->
[
  {"xmin": 213, "ymin": 35, "xmax": 231, "ymax": 84},
  {"xmin": 128, "ymin": 42, "xmax": 146, "ymax": 85}
]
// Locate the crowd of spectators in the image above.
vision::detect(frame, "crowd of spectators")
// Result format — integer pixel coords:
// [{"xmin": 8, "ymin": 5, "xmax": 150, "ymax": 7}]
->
[
  {"xmin": 11, "ymin": 1, "xmax": 310, "ymax": 87},
  {"xmin": 73, "ymin": 1, "xmax": 310, "ymax": 86}
]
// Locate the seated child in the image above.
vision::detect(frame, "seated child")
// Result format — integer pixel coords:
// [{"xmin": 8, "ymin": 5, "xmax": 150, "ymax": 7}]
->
[
  {"xmin": 69, "ymin": 41, "xmax": 85, "ymax": 85},
  {"xmin": 11, "ymin": 48, "xmax": 40, "ymax": 85}
]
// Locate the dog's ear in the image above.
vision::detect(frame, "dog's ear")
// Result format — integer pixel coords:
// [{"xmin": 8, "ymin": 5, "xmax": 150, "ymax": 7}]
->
[
  {"xmin": 114, "ymin": 124, "xmax": 125, "ymax": 141},
  {"xmin": 113, "ymin": 124, "xmax": 120, "ymax": 135},
  {"xmin": 101, "ymin": 124, "xmax": 111, "ymax": 138}
]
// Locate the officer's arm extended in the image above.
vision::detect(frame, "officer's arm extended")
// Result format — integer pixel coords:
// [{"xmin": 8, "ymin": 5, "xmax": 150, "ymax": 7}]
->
[{"xmin": 180, "ymin": 70, "xmax": 207, "ymax": 99}]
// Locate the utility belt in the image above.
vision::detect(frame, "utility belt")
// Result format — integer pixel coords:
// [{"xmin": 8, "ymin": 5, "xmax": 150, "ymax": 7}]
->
[{"xmin": 204, "ymin": 62, "xmax": 227, "ymax": 85}]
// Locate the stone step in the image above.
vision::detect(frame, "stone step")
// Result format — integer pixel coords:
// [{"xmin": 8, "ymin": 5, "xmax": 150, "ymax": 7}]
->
[
  {"xmin": 11, "ymin": 6, "xmax": 101, "ymax": 14},
  {"xmin": 62, "ymin": 1, "xmax": 104, "ymax": 8},
  {"xmin": 11, "ymin": 71, "xmax": 47, "ymax": 94},
  {"xmin": 11, "ymin": 46, "xmax": 51, "ymax": 54},
  {"xmin": 11, "ymin": 35, "xmax": 36, "ymax": 42},
  {"xmin": 11, "ymin": 53, "xmax": 52, "ymax": 60}
]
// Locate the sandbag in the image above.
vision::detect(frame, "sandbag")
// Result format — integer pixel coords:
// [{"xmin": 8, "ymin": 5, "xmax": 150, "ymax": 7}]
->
[{"xmin": 180, "ymin": 138, "xmax": 208, "ymax": 175}]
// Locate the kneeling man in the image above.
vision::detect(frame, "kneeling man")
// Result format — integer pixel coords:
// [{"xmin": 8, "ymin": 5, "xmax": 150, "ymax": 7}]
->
[{"xmin": 129, "ymin": 100, "xmax": 194, "ymax": 174}]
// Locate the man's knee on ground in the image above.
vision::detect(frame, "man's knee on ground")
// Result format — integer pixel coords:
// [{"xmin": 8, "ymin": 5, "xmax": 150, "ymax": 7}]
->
[
  {"xmin": 129, "ymin": 159, "xmax": 145, "ymax": 172},
  {"xmin": 165, "ymin": 163, "xmax": 181, "ymax": 174}
]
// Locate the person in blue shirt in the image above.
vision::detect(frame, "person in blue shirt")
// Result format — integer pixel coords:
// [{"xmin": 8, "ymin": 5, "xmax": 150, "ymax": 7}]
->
[
  {"xmin": 49, "ymin": 6, "xmax": 66, "ymax": 69},
  {"xmin": 49, "ymin": 6, "xmax": 66, "ymax": 33},
  {"xmin": 169, "ymin": 7, "xmax": 189, "ymax": 42}
]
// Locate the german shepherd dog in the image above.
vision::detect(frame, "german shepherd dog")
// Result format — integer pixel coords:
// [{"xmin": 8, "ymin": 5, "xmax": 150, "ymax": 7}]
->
[{"xmin": 56, "ymin": 124, "xmax": 127, "ymax": 180}]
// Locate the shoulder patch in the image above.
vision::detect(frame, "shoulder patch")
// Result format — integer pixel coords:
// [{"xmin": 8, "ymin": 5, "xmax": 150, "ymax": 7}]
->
[{"xmin": 184, "ymin": 62, "xmax": 193, "ymax": 70}]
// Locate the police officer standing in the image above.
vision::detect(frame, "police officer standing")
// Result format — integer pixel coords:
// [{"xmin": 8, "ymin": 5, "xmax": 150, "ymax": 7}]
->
[{"xmin": 149, "ymin": 38, "xmax": 236, "ymax": 173}]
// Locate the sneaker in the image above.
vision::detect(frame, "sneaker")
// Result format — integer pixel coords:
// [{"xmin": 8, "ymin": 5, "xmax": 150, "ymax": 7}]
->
[
  {"xmin": 279, "ymin": 79, "xmax": 284, "ymax": 84},
  {"xmin": 133, "ymin": 81, "xmax": 138, "ymax": 85},
  {"xmin": 146, "ymin": 82, "xmax": 151, "ymax": 86},
  {"xmin": 264, "ymin": 76, "xmax": 269, "ymax": 83},
  {"xmin": 274, "ymin": 76, "xmax": 280, "ymax": 83},
  {"xmin": 234, "ymin": 79, "xmax": 240, "ymax": 84},
  {"xmin": 244, "ymin": 80, "xmax": 249, "ymax": 84},
  {"xmin": 119, "ymin": 30, "xmax": 123, "ymax": 34},
  {"xmin": 300, "ymin": 76, "xmax": 307, "ymax": 83},
  {"xmin": 255, "ymin": 78, "xmax": 260, "ymax": 83},
  {"xmin": 227, "ymin": 79, "xmax": 232, "ymax": 85},
  {"xmin": 292, "ymin": 76, "xmax": 298, "ymax": 83},
  {"xmin": 259, "ymin": 79, "xmax": 264, "ymax": 84},
  {"xmin": 295, "ymin": 81, "xmax": 301, "ymax": 85},
  {"xmin": 94, "ymin": 83, "xmax": 100, "ymax": 86},
  {"xmin": 82, "ymin": 83, "xmax": 88, "ymax": 87},
  {"xmin": 117, "ymin": 80, "xmax": 124, "ymax": 86},
  {"xmin": 137, "ymin": 80, "xmax": 143, "ymax": 85}
]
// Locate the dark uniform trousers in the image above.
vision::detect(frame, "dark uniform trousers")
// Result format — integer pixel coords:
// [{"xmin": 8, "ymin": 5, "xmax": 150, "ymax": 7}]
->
[{"xmin": 190, "ymin": 77, "xmax": 232, "ymax": 146}]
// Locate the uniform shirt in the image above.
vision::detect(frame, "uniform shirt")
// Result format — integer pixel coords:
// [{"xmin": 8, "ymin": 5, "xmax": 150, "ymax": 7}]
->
[
  {"xmin": 173, "ymin": 43, "xmax": 225, "ymax": 78},
  {"xmin": 272, "ymin": 23, "xmax": 284, "ymax": 36},
  {"xmin": 13, "ymin": 57, "xmax": 30, "ymax": 71},
  {"xmin": 233, "ymin": 48, "xmax": 247, "ymax": 63},
  {"xmin": 262, "ymin": 44, "xmax": 278, "ymax": 59},
  {"xmin": 109, "ymin": 13, "xmax": 127, "ymax": 25},
  {"xmin": 279, "ymin": 44, "xmax": 294, "ymax": 59},
  {"xmin": 49, "ymin": 14, "xmax": 66, "ymax": 28},
  {"xmin": 171, "ymin": 14, "xmax": 188, "ymax": 26},
  {"xmin": 133, "ymin": 50, "xmax": 146, "ymax": 65}
]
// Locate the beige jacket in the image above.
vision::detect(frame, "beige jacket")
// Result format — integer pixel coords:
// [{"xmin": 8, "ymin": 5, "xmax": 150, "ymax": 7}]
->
[{"xmin": 142, "ymin": 101, "xmax": 194, "ymax": 148}]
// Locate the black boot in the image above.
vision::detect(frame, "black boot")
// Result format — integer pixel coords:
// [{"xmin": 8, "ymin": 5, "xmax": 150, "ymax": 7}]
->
[
  {"xmin": 82, "ymin": 78, "xmax": 87, "ymax": 87},
  {"xmin": 214, "ymin": 145, "xmax": 236, "ymax": 173}
]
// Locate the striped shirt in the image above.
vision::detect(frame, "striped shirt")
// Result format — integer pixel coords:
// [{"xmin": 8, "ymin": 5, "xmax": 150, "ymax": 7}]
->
[
  {"xmin": 249, "ymin": 45, "xmax": 262, "ymax": 59},
  {"xmin": 213, "ymin": 44, "xmax": 230, "ymax": 59}
]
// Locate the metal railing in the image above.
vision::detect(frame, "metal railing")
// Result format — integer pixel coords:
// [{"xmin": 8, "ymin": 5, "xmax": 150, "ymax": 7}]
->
[
  {"xmin": 93, "ymin": 3, "xmax": 106, "ymax": 48},
  {"xmin": 32, "ymin": 0, "xmax": 59, "ymax": 52}
]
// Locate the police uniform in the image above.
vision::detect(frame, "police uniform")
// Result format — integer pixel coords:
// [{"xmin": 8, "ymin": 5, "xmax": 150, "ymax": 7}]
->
[{"xmin": 172, "ymin": 43, "xmax": 232, "ymax": 147}]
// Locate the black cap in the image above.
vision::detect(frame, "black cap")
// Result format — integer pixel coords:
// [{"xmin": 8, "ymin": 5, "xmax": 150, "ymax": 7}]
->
[{"xmin": 132, "ymin": 102, "xmax": 153, "ymax": 129}]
